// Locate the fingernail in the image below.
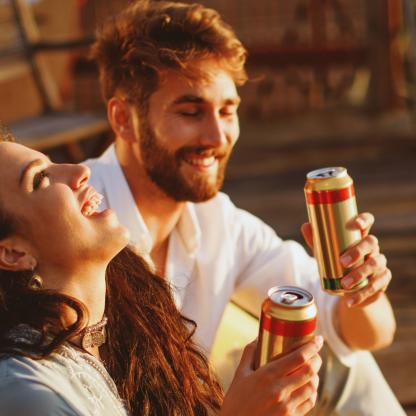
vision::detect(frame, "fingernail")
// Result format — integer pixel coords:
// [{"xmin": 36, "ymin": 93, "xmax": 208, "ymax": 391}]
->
[
  {"xmin": 340, "ymin": 255, "xmax": 352, "ymax": 267},
  {"xmin": 346, "ymin": 298, "xmax": 355, "ymax": 307},
  {"xmin": 357, "ymin": 217, "xmax": 366, "ymax": 228},
  {"xmin": 342, "ymin": 277, "xmax": 354, "ymax": 288},
  {"xmin": 315, "ymin": 336, "xmax": 324, "ymax": 347}
]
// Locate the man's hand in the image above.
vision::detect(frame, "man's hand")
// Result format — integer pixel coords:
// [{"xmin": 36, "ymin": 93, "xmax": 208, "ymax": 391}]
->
[
  {"xmin": 301, "ymin": 212, "xmax": 392, "ymax": 307},
  {"xmin": 220, "ymin": 336, "xmax": 323, "ymax": 416}
]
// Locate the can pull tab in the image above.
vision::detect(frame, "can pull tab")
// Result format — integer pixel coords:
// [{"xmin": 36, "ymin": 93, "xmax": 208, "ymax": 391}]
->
[{"xmin": 281, "ymin": 292, "xmax": 301, "ymax": 305}]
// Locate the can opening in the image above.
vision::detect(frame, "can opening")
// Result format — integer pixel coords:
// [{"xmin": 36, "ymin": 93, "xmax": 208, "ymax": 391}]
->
[
  {"xmin": 281, "ymin": 292, "xmax": 301, "ymax": 305},
  {"xmin": 316, "ymin": 169, "xmax": 336, "ymax": 178},
  {"xmin": 306, "ymin": 167, "xmax": 346, "ymax": 180}
]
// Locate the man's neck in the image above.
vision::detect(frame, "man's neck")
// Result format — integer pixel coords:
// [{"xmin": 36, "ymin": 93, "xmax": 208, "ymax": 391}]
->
[{"xmin": 115, "ymin": 138, "xmax": 185, "ymax": 273}]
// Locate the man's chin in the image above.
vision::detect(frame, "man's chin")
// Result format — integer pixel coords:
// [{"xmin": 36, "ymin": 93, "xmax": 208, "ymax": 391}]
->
[
  {"xmin": 171, "ymin": 183, "xmax": 220, "ymax": 202},
  {"xmin": 186, "ymin": 190, "xmax": 219, "ymax": 203}
]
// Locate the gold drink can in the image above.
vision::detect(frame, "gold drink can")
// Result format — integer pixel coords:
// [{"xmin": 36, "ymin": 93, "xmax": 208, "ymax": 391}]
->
[
  {"xmin": 304, "ymin": 167, "xmax": 368, "ymax": 295},
  {"xmin": 254, "ymin": 286, "xmax": 317, "ymax": 369}
]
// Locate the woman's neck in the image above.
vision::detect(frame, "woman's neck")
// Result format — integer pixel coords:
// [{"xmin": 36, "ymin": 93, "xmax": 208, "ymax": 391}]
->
[{"xmin": 38, "ymin": 263, "xmax": 108, "ymax": 359}]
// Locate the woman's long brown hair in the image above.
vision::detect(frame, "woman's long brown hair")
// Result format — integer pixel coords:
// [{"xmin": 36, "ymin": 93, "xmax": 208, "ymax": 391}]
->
[
  {"xmin": 0, "ymin": 244, "xmax": 223, "ymax": 415},
  {"xmin": 105, "ymin": 247, "xmax": 224, "ymax": 415},
  {"xmin": 0, "ymin": 131, "xmax": 223, "ymax": 415}
]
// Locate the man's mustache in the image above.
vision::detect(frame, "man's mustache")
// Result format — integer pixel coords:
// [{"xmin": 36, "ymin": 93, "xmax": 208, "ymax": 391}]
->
[{"xmin": 176, "ymin": 145, "xmax": 230, "ymax": 160}]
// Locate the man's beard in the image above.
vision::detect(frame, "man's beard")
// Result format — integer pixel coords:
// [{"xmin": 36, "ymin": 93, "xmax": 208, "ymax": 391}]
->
[{"xmin": 139, "ymin": 119, "xmax": 231, "ymax": 202}]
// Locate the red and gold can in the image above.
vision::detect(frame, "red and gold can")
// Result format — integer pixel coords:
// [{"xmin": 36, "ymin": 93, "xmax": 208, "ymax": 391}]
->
[
  {"xmin": 304, "ymin": 167, "xmax": 368, "ymax": 295},
  {"xmin": 254, "ymin": 286, "xmax": 317, "ymax": 369}
]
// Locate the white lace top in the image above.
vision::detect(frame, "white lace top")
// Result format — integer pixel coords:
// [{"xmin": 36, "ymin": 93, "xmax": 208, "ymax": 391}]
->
[{"xmin": 0, "ymin": 331, "xmax": 128, "ymax": 416}]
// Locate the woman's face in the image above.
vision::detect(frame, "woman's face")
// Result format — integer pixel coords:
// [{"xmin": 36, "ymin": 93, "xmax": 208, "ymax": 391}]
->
[{"xmin": 0, "ymin": 142, "xmax": 129, "ymax": 271}]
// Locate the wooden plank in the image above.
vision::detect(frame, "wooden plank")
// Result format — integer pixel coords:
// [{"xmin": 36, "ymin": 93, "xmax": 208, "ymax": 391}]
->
[
  {"xmin": 248, "ymin": 44, "xmax": 369, "ymax": 67},
  {"xmin": 9, "ymin": 113, "xmax": 109, "ymax": 150},
  {"xmin": 0, "ymin": 59, "xmax": 28, "ymax": 82},
  {"xmin": 13, "ymin": 0, "xmax": 62, "ymax": 109}
]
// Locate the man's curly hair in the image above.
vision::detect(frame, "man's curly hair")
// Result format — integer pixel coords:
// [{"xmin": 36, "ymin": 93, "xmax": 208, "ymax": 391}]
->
[{"xmin": 91, "ymin": 0, "xmax": 248, "ymax": 111}]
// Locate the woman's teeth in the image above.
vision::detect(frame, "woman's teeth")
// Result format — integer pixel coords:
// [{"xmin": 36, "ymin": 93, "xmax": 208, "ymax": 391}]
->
[{"xmin": 82, "ymin": 193, "xmax": 103, "ymax": 217}]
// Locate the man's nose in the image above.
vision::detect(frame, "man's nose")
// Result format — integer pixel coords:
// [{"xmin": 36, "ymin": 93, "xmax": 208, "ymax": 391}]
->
[{"xmin": 199, "ymin": 114, "xmax": 227, "ymax": 147}]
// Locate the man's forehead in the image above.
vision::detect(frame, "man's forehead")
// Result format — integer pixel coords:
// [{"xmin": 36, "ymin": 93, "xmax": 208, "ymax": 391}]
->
[{"xmin": 156, "ymin": 63, "xmax": 239, "ymax": 102}]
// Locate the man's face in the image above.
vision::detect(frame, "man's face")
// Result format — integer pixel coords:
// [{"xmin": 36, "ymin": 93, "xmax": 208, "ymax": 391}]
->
[{"xmin": 135, "ymin": 59, "xmax": 241, "ymax": 202}]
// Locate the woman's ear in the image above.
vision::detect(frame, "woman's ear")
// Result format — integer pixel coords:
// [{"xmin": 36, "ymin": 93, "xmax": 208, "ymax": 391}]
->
[
  {"xmin": 0, "ymin": 238, "xmax": 36, "ymax": 271},
  {"xmin": 107, "ymin": 97, "xmax": 137, "ymax": 143}
]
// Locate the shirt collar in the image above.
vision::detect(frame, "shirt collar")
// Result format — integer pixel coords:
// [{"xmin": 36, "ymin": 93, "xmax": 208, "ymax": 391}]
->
[
  {"xmin": 101, "ymin": 144, "xmax": 153, "ymax": 254},
  {"xmin": 105, "ymin": 144, "xmax": 201, "ymax": 256},
  {"xmin": 176, "ymin": 202, "xmax": 201, "ymax": 256}
]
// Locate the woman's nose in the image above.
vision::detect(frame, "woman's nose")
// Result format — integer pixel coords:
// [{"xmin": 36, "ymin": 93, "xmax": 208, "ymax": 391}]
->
[{"xmin": 69, "ymin": 164, "xmax": 91, "ymax": 190}]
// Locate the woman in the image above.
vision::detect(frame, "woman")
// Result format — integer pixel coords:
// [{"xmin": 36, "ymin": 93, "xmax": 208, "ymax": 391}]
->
[
  {"xmin": 0, "ymin": 130, "xmax": 224, "ymax": 415},
  {"xmin": 0, "ymin": 131, "xmax": 322, "ymax": 415}
]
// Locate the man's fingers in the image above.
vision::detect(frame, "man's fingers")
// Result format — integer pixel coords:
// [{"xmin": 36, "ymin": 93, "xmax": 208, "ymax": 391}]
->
[
  {"xmin": 341, "ymin": 253, "xmax": 387, "ymax": 289},
  {"xmin": 340, "ymin": 234, "xmax": 379, "ymax": 268},
  {"xmin": 301, "ymin": 223, "xmax": 313, "ymax": 249},
  {"xmin": 347, "ymin": 212, "xmax": 375, "ymax": 236},
  {"xmin": 262, "ymin": 336, "xmax": 323, "ymax": 378},
  {"xmin": 346, "ymin": 269, "xmax": 392, "ymax": 307}
]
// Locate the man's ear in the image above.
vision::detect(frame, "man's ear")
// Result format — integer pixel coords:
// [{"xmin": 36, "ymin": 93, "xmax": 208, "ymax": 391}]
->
[
  {"xmin": 0, "ymin": 239, "xmax": 36, "ymax": 272},
  {"xmin": 107, "ymin": 97, "xmax": 137, "ymax": 143}
]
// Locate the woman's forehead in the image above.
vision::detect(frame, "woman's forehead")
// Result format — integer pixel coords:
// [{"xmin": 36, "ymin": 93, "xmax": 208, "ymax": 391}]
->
[
  {"xmin": 0, "ymin": 142, "xmax": 43, "ymax": 189},
  {"xmin": 0, "ymin": 142, "xmax": 43, "ymax": 168}
]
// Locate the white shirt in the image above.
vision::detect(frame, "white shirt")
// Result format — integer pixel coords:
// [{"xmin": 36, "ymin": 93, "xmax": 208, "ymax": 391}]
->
[{"xmin": 85, "ymin": 145, "xmax": 355, "ymax": 366}]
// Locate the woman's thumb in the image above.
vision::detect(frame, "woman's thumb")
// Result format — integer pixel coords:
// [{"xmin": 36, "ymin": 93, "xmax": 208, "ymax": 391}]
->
[{"xmin": 234, "ymin": 339, "xmax": 257, "ymax": 378}]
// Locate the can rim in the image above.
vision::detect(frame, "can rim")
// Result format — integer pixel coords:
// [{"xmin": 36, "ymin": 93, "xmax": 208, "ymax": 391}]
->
[{"xmin": 265, "ymin": 286, "xmax": 317, "ymax": 321}]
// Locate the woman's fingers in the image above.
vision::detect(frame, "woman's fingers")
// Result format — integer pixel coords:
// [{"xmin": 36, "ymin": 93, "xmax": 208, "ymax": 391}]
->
[
  {"xmin": 234, "ymin": 339, "xmax": 258, "ymax": 377},
  {"xmin": 261, "ymin": 336, "xmax": 323, "ymax": 379}
]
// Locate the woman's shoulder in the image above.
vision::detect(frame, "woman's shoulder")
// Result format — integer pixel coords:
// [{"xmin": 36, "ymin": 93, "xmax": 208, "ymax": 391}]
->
[
  {"xmin": 0, "ymin": 354, "xmax": 78, "ymax": 415},
  {"xmin": 0, "ymin": 353, "xmax": 45, "ymax": 381}
]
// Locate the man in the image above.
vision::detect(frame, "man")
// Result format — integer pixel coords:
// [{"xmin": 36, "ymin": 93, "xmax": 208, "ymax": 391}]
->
[{"xmin": 86, "ymin": 1, "xmax": 403, "ymax": 414}]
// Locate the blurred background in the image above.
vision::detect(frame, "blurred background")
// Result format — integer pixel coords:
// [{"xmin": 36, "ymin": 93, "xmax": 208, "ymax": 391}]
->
[{"xmin": 1, "ymin": 0, "xmax": 415, "ymax": 413}]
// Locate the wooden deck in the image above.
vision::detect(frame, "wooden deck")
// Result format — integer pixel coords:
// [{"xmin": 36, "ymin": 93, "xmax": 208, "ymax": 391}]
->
[{"xmin": 223, "ymin": 111, "xmax": 416, "ymax": 414}]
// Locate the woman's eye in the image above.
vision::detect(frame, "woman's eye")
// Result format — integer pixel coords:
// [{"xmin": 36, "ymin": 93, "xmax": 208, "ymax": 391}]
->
[{"xmin": 33, "ymin": 171, "xmax": 50, "ymax": 190}]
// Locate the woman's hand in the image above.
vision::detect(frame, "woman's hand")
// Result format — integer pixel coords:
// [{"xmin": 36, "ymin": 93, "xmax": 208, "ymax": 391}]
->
[
  {"xmin": 301, "ymin": 212, "xmax": 392, "ymax": 307},
  {"xmin": 220, "ymin": 336, "xmax": 323, "ymax": 416}
]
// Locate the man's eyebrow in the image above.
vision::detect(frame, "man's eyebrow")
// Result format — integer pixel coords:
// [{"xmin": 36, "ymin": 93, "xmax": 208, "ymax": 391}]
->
[
  {"xmin": 172, "ymin": 95, "xmax": 205, "ymax": 105},
  {"xmin": 225, "ymin": 96, "xmax": 241, "ymax": 106},
  {"xmin": 172, "ymin": 95, "xmax": 241, "ymax": 106},
  {"xmin": 19, "ymin": 158, "xmax": 49, "ymax": 186}
]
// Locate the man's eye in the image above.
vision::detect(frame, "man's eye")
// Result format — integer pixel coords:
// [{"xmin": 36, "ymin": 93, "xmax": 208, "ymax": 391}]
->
[
  {"xmin": 220, "ymin": 108, "xmax": 237, "ymax": 117},
  {"xmin": 179, "ymin": 109, "xmax": 201, "ymax": 117},
  {"xmin": 33, "ymin": 171, "xmax": 50, "ymax": 190}
]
